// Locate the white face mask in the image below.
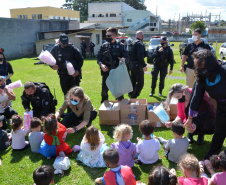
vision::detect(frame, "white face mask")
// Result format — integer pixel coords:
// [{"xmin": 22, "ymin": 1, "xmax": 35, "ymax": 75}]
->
[{"xmin": 192, "ymin": 35, "xmax": 198, "ymax": 42}]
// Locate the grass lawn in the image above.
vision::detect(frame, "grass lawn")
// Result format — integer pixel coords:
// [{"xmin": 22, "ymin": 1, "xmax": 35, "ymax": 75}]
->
[{"xmin": 0, "ymin": 42, "xmax": 225, "ymax": 185}]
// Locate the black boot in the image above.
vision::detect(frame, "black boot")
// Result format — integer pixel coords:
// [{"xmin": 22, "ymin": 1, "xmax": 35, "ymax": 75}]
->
[
  {"xmin": 159, "ymin": 89, "xmax": 162, "ymax": 97},
  {"xmin": 187, "ymin": 133, "xmax": 194, "ymax": 144},
  {"xmin": 197, "ymin": 134, "xmax": 204, "ymax": 145},
  {"xmin": 149, "ymin": 90, "xmax": 155, "ymax": 97}
]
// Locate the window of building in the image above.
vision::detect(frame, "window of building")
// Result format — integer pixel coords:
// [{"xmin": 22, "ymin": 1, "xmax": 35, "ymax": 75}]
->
[
  {"xmin": 37, "ymin": 14, "xmax": 42, "ymax": 19},
  {"xmin": 110, "ymin": 13, "xmax": 116, "ymax": 17},
  {"xmin": 154, "ymin": 23, "xmax": 156, "ymax": 26},
  {"xmin": 63, "ymin": 17, "xmax": 65, "ymax": 20},
  {"xmin": 32, "ymin": 14, "xmax": 36, "ymax": 19},
  {"xmin": 106, "ymin": 13, "xmax": 108, "ymax": 17},
  {"xmin": 149, "ymin": 23, "xmax": 153, "ymax": 26},
  {"xmin": 92, "ymin": 14, "xmax": 95, "ymax": 17},
  {"xmin": 96, "ymin": 34, "xmax": 100, "ymax": 45},
  {"xmin": 127, "ymin": 19, "xmax": 132, "ymax": 22},
  {"xmin": 23, "ymin": 15, "xmax": 28, "ymax": 19},
  {"xmin": 17, "ymin": 15, "xmax": 22, "ymax": 19}
]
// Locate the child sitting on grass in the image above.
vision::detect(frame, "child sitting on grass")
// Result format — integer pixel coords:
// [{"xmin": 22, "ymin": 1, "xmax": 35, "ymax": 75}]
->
[
  {"xmin": 135, "ymin": 120, "xmax": 161, "ymax": 164},
  {"xmin": 178, "ymin": 153, "xmax": 208, "ymax": 185},
  {"xmin": 158, "ymin": 122, "xmax": 189, "ymax": 163},
  {"xmin": 95, "ymin": 148, "xmax": 136, "ymax": 185},
  {"xmin": 148, "ymin": 165, "xmax": 177, "ymax": 185},
  {"xmin": 39, "ymin": 114, "xmax": 72, "ymax": 158},
  {"xmin": 11, "ymin": 115, "xmax": 30, "ymax": 151},
  {"xmin": 28, "ymin": 117, "xmax": 44, "ymax": 153},
  {"xmin": 0, "ymin": 115, "xmax": 11, "ymax": 151},
  {"xmin": 77, "ymin": 126, "xmax": 108, "ymax": 168},
  {"xmin": 111, "ymin": 124, "xmax": 136, "ymax": 168},
  {"xmin": 33, "ymin": 165, "xmax": 54, "ymax": 185}
]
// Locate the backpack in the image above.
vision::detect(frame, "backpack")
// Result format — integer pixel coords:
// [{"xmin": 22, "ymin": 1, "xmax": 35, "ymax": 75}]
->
[
  {"xmin": 33, "ymin": 82, "xmax": 57, "ymax": 107},
  {"xmin": 128, "ymin": 40, "xmax": 140, "ymax": 61}
]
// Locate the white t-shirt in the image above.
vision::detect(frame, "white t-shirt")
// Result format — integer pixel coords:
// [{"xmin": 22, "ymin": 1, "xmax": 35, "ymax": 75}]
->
[
  {"xmin": 12, "ymin": 128, "xmax": 29, "ymax": 149},
  {"xmin": 0, "ymin": 88, "xmax": 13, "ymax": 113},
  {"xmin": 136, "ymin": 138, "xmax": 161, "ymax": 164}
]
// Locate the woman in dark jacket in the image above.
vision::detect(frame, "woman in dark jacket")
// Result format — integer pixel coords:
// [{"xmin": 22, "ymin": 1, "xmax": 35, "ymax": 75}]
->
[
  {"xmin": 0, "ymin": 48, "xmax": 14, "ymax": 85},
  {"xmin": 185, "ymin": 49, "xmax": 226, "ymax": 159}
]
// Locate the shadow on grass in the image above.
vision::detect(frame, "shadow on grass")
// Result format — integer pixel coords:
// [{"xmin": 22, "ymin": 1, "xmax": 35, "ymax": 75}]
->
[
  {"xmin": 54, "ymin": 167, "xmax": 72, "ymax": 184},
  {"xmin": 0, "ymin": 146, "xmax": 12, "ymax": 159},
  {"xmin": 10, "ymin": 147, "xmax": 30, "ymax": 163}
]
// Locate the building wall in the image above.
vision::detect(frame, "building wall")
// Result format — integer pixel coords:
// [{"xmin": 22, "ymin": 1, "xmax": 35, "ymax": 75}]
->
[
  {"xmin": 0, "ymin": 18, "xmax": 70, "ymax": 58},
  {"xmin": 36, "ymin": 30, "xmax": 102, "ymax": 56},
  {"xmin": 10, "ymin": 6, "xmax": 80, "ymax": 21}
]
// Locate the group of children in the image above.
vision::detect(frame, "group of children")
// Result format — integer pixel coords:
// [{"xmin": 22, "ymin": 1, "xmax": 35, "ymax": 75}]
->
[{"xmin": 1, "ymin": 113, "xmax": 226, "ymax": 185}]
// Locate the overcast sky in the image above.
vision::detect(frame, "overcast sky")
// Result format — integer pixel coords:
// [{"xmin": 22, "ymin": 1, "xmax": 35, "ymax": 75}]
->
[{"xmin": 0, "ymin": 0, "xmax": 225, "ymax": 21}]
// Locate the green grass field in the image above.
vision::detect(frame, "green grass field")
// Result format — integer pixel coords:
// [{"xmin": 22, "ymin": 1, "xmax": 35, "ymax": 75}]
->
[{"xmin": 0, "ymin": 42, "xmax": 225, "ymax": 185}]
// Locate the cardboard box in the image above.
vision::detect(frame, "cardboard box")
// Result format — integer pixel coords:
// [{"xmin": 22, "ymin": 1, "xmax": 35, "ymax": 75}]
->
[
  {"xmin": 147, "ymin": 102, "xmax": 170, "ymax": 127},
  {"xmin": 99, "ymin": 100, "xmax": 121, "ymax": 125},
  {"xmin": 169, "ymin": 98, "xmax": 178, "ymax": 121},
  {"xmin": 120, "ymin": 99, "xmax": 148, "ymax": 125}
]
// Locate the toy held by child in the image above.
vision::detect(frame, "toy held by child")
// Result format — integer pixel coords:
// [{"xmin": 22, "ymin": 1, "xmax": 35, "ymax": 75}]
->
[
  {"xmin": 33, "ymin": 165, "xmax": 54, "ymax": 185},
  {"xmin": 28, "ymin": 117, "xmax": 44, "ymax": 153},
  {"xmin": 77, "ymin": 126, "xmax": 108, "ymax": 168},
  {"xmin": 11, "ymin": 115, "xmax": 30, "ymax": 151},
  {"xmin": 0, "ymin": 115, "xmax": 11, "ymax": 151},
  {"xmin": 110, "ymin": 124, "xmax": 136, "ymax": 168},
  {"xmin": 178, "ymin": 153, "xmax": 208, "ymax": 185},
  {"xmin": 158, "ymin": 122, "xmax": 189, "ymax": 163},
  {"xmin": 148, "ymin": 165, "xmax": 177, "ymax": 185},
  {"xmin": 95, "ymin": 148, "xmax": 136, "ymax": 185},
  {"xmin": 136, "ymin": 120, "xmax": 161, "ymax": 164},
  {"xmin": 39, "ymin": 114, "xmax": 72, "ymax": 158}
]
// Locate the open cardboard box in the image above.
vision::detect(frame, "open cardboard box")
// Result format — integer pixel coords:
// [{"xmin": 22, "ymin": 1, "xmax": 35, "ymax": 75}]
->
[
  {"xmin": 169, "ymin": 98, "xmax": 178, "ymax": 120},
  {"xmin": 147, "ymin": 102, "xmax": 170, "ymax": 127},
  {"xmin": 99, "ymin": 100, "xmax": 121, "ymax": 125},
  {"xmin": 120, "ymin": 99, "xmax": 148, "ymax": 125}
]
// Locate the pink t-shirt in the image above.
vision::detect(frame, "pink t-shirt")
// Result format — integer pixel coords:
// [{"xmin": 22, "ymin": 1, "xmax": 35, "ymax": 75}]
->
[
  {"xmin": 211, "ymin": 172, "xmax": 226, "ymax": 185},
  {"xmin": 178, "ymin": 176, "xmax": 208, "ymax": 185}
]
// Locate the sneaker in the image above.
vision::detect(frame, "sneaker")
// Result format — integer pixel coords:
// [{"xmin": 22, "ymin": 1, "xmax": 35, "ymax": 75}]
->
[
  {"xmin": 159, "ymin": 93, "xmax": 162, "ymax": 97},
  {"xmin": 134, "ymin": 159, "xmax": 143, "ymax": 165},
  {"xmin": 149, "ymin": 91, "xmax": 155, "ymax": 97},
  {"xmin": 197, "ymin": 134, "xmax": 204, "ymax": 145},
  {"xmin": 187, "ymin": 133, "xmax": 194, "ymax": 144}
]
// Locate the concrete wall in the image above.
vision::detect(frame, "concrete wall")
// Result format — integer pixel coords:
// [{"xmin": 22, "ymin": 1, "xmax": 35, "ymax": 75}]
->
[{"xmin": 0, "ymin": 18, "xmax": 71, "ymax": 58}]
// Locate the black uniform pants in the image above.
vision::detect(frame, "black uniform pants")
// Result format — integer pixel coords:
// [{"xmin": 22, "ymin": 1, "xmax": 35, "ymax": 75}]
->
[
  {"xmin": 101, "ymin": 72, "xmax": 123, "ymax": 103},
  {"xmin": 130, "ymin": 68, "xmax": 144, "ymax": 98},
  {"xmin": 59, "ymin": 74, "xmax": 80, "ymax": 96},
  {"xmin": 151, "ymin": 64, "xmax": 168, "ymax": 91},
  {"xmin": 62, "ymin": 110, "xmax": 97, "ymax": 128},
  {"xmin": 82, "ymin": 49, "xmax": 86, "ymax": 58},
  {"xmin": 90, "ymin": 49, "xmax": 94, "ymax": 58},
  {"xmin": 0, "ymin": 106, "xmax": 18, "ymax": 129},
  {"xmin": 204, "ymin": 103, "xmax": 226, "ymax": 159}
]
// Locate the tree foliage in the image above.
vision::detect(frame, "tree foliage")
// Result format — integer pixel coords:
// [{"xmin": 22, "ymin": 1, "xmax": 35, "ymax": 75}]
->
[
  {"xmin": 62, "ymin": 0, "xmax": 146, "ymax": 22},
  {"xmin": 190, "ymin": 21, "xmax": 206, "ymax": 33}
]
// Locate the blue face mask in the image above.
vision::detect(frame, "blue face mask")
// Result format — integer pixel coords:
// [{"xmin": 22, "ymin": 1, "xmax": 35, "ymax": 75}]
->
[
  {"xmin": 0, "ymin": 84, "xmax": 5, "ymax": 89},
  {"xmin": 71, "ymin": 99, "xmax": 79, "ymax": 105}
]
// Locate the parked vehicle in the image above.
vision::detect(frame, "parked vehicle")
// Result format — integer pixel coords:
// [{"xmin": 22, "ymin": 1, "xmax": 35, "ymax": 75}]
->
[
  {"xmin": 219, "ymin": 43, "xmax": 226, "ymax": 59},
  {"xmin": 173, "ymin": 31, "xmax": 179, "ymax": 35},
  {"xmin": 179, "ymin": 38, "xmax": 215, "ymax": 58},
  {"xmin": 181, "ymin": 32, "xmax": 187, "ymax": 35},
  {"xmin": 147, "ymin": 36, "xmax": 174, "ymax": 64}
]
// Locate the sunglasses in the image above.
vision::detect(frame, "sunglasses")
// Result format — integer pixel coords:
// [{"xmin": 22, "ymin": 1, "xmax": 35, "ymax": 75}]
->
[
  {"xmin": 71, "ymin": 99, "xmax": 78, "ymax": 102},
  {"xmin": 106, "ymin": 35, "xmax": 112, "ymax": 38}
]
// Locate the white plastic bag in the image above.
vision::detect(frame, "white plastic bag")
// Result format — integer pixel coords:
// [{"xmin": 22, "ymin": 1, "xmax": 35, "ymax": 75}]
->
[
  {"xmin": 106, "ymin": 61, "xmax": 133, "ymax": 98},
  {"xmin": 53, "ymin": 156, "xmax": 71, "ymax": 174},
  {"xmin": 66, "ymin": 61, "xmax": 75, "ymax": 75},
  {"xmin": 153, "ymin": 103, "xmax": 169, "ymax": 123}
]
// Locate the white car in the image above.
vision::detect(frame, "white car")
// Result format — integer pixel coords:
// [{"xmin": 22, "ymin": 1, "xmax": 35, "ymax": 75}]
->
[{"xmin": 219, "ymin": 43, "xmax": 226, "ymax": 59}]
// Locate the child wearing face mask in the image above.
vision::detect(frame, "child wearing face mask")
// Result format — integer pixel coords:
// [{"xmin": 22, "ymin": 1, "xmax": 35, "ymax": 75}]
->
[{"xmin": 0, "ymin": 48, "xmax": 14, "ymax": 85}]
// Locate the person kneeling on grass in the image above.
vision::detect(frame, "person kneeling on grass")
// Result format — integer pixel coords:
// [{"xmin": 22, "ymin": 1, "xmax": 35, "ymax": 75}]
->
[
  {"xmin": 95, "ymin": 148, "xmax": 136, "ymax": 185},
  {"xmin": 158, "ymin": 122, "xmax": 189, "ymax": 163}
]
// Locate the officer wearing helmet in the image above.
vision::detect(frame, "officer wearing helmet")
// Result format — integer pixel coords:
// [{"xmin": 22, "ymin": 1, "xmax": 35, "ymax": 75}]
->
[{"xmin": 150, "ymin": 36, "xmax": 174, "ymax": 97}]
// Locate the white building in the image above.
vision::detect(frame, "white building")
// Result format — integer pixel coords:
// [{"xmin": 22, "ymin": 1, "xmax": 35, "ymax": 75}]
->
[{"xmin": 88, "ymin": 2, "xmax": 161, "ymax": 32}]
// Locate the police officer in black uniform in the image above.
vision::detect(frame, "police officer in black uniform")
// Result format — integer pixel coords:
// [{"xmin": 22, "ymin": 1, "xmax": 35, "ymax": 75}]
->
[
  {"xmin": 129, "ymin": 31, "xmax": 147, "ymax": 98},
  {"xmin": 51, "ymin": 34, "xmax": 83, "ymax": 96},
  {"xmin": 80, "ymin": 40, "xmax": 87, "ymax": 58},
  {"xmin": 97, "ymin": 27, "xmax": 129, "ymax": 103},
  {"xmin": 89, "ymin": 41, "xmax": 95, "ymax": 58},
  {"xmin": 21, "ymin": 81, "xmax": 55, "ymax": 119},
  {"xmin": 149, "ymin": 36, "xmax": 174, "ymax": 97}
]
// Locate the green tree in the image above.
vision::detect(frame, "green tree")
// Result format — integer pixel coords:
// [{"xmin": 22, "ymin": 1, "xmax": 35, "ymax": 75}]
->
[
  {"xmin": 62, "ymin": 0, "xmax": 146, "ymax": 23},
  {"xmin": 190, "ymin": 21, "xmax": 207, "ymax": 34}
]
